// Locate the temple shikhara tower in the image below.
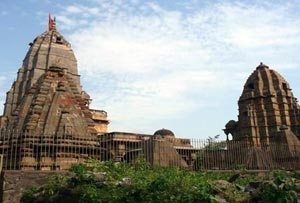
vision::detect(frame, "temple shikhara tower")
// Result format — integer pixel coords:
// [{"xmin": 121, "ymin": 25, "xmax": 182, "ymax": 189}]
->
[
  {"xmin": 225, "ymin": 63, "xmax": 300, "ymax": 146},
  {"xmin": 0, "ymin": 16, "xmax": 109, "ymax": 170}
]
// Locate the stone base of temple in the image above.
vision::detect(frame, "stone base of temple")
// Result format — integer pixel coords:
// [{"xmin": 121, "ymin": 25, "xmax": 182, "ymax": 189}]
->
[{"xmin": 20, "ymin": 157, "xmax": 37, "ymax": 170}]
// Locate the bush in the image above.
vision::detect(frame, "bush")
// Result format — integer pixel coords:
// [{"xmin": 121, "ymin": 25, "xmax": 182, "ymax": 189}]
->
[{"xmin": 21, "ymin": 159, "xmax": 300, "ymax": 203}]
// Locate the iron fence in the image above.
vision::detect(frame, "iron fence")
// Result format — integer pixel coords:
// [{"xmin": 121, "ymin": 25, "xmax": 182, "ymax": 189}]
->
[{"xmin": 0, "ymin": 131, "xmax": 299, "ymax": 171}]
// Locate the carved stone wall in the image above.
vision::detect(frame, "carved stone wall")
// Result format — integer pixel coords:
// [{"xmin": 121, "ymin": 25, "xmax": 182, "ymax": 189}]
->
[{"xmin": 0, "ymin": 26, "xmax": 108, "ymax": 170}]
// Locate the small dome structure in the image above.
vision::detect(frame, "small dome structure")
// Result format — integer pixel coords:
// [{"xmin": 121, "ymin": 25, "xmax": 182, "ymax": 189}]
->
[
  {"xmin": 225, "ymin": 120, "xmax": 238, "ymax": 130},
  {"xmin": 153, "ymin": 128, "xmax": 175, "ymax": 137}
]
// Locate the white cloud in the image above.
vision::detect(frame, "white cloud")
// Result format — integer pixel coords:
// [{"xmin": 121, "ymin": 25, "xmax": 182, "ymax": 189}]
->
[
  {"xmin": 53, "ymin": 1, "xmax": 300, "ymax": 137},
  {"xmin": 216, "ymin": 3, "xmax": 300, "ymax": 48},
  {"xmin": 65, "ymin": 5, "xmax": 83, "ymax": 14},
  {"xmin": 1, "ymin": 11, "xmax": 8, "ymax": 16}
]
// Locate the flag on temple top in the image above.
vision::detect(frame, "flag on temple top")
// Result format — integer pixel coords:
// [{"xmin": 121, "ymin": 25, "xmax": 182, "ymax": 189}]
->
[{"xmin": 48, "ymin": 13, "xmax": 55, "ymax": 31}]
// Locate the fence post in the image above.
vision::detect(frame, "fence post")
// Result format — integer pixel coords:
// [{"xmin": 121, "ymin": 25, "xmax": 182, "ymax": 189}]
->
[{"xmin": 0, "ymin": 154, "xmax": 3, "ymax": 173}]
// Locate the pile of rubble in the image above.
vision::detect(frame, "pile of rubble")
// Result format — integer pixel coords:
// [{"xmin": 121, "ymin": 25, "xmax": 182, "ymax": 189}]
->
[{"xmin": 210, "ymin": 172, "xmax": 300, "ymax": 203}]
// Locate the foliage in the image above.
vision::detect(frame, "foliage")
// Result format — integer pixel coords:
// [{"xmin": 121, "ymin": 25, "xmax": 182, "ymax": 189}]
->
[
  {"xmin": 259, "ymin": 170, "xmax": 300, "ymax": 203},
  {"xmin": 21, "ymin": 159, "xmax": 300, "ymax": 203},
  {"xmin": 193, "ymin": 135, "xmax": 227, "ymax": 170},
  {"xmin": 22, "ymin": 186, "xmax": 40, "ymax": 203},
  {"xmin": 205, "ymin": 134, "xmax": 227, "ymax": 150}
]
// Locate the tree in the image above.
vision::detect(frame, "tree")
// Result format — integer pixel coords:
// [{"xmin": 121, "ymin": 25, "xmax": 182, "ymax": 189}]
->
[{"xmin": 205, "ymin": 135, "xmax": 227, "ymax": 150}]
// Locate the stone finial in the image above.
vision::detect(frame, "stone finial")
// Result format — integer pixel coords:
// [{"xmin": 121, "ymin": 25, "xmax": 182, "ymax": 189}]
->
[{"xmin": 256, "ymin": 62, "xmax": 269, "ymax": 70}]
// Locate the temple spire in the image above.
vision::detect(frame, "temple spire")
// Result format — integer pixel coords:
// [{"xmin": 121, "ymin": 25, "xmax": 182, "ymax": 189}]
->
[{"xmin": 48, "ymin": 13, "xmax": 56, "ymax": 31}]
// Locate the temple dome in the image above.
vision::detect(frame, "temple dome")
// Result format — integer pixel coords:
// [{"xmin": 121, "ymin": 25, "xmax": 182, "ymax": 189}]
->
[
  {"xmin": 229, "ymin": 62, "xmax": 300, "ymax": 143},
  {"xmin": 241, "ymin": 62, "xmax": 291, "ymax": 100},
  {"xmin": 154, "ymin": 128, "xmax": 175, "ymax": 137}
]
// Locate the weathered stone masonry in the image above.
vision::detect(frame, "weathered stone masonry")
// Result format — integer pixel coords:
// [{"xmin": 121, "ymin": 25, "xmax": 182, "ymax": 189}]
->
[
  {"xmin": 0, "ymin": 20, "xmax": 109, "ymax": 170},
  {"xmin": 0, "ymin": 170, "xmax": 69, "ymax": 203},
  {"xmin": 224, "ymin": 63, "xmax": 300, "ymax": 146}
]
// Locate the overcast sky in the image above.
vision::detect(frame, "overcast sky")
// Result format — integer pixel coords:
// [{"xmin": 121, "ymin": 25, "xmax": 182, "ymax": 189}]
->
[{"xmin": 1, "ymin": 0, "xmax": 300, "ymax": 140}]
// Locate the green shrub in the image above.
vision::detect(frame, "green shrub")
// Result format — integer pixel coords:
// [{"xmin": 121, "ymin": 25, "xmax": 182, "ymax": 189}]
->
[{"xmin": 21, "ymin": 160, "xmax": 300, "ymax": 203}]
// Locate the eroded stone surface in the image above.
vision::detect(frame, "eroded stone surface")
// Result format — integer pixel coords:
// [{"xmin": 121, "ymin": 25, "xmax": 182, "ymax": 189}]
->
[
  {"xmin": 225, "ymin": 63, "xmax": 300, "ymax": 145},
  {"xmin": 0, "ymin": 24, "xmax": 109, "ymax": 170}
]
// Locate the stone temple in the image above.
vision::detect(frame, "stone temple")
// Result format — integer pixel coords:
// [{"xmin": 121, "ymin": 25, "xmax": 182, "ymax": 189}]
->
[
  {"xmin": 224, "ymin": 63, "xmax": 300, "ymax": 147},
  {"xmin": 0, "ymin": 17, "xmax": 194, "ymax": 170},
  {"xmin": 1, "ymin": 16, "xmax": 300, "ymax": 172},
  {"xmin": 0, "ymin": 18, "xmax": 109, "ymax": 170}
]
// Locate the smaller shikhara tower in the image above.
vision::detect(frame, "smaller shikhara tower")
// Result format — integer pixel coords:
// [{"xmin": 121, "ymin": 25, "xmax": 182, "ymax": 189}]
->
[
  {"xmin": 224, "ymin": 63, "xmax": 300, "ymax": 146},
  {"xmin": 0, "ymin": 16, "xmax": 109, "ymax": 170}
]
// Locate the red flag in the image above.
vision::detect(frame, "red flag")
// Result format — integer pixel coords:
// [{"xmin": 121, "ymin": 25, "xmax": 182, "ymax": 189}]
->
[{"xmin": 48, "ymin": 13, "xmax": 54, "ymax": 31}]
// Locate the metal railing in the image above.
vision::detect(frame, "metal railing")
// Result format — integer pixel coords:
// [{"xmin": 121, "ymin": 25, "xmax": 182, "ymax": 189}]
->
[{"xmin": 0, "ymin": 131, "xmax": 299, "ymax": 171}]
